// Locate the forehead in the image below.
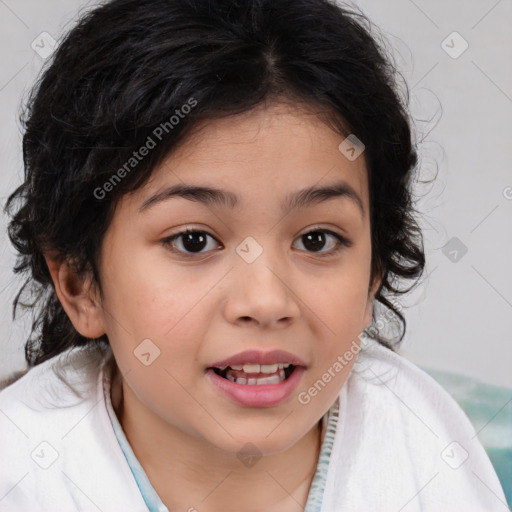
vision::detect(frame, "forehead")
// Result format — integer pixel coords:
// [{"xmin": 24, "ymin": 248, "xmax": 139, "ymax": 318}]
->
[{"xmin": 132, "ymin": 102, "xmax": 369, "ymax": 217}]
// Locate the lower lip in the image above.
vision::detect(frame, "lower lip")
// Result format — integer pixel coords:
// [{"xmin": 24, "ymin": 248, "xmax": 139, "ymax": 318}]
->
[{"xmin": 205, "ymin": 366, "xmax": 305, "ymax": 407}]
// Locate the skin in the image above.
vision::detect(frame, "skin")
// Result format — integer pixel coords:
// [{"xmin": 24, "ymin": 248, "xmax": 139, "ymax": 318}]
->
[{"xmin": 47, "ymin": 101, "xmax": 380, "ymax": 512}]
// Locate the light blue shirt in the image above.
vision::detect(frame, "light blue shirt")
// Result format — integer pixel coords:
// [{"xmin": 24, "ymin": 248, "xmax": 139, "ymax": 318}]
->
[{"xmin": 105, "ymin": 379, "xmax": 339, "ymax": 512}]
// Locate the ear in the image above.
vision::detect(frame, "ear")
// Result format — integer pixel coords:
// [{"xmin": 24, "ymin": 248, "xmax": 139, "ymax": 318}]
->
[
  {"xmin": 45, "ymin": 254, "xmax": 106, "ymax": 339},
  {"xmin": 363, "ymin": 270, "xmax": 383, "ymax": 327}
]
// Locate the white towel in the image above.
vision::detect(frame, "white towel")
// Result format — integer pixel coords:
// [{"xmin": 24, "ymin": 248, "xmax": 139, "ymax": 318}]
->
[
  {"xmin": 322, "ymin": 338, "xmax": 508, "ymax": 511},
  {"xmin": 0, "ymin": 339, "xmax": 507, "ymax": 511}
]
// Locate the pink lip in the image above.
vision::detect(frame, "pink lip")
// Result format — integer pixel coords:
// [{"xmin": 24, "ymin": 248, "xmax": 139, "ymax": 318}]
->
[
  {"xmin": 208, "ymin": 349, "xmax": 307, "ymax": 368},
  {"xmin": 205, "ymin": 365, "xmax": 305, "ymax": 407}
]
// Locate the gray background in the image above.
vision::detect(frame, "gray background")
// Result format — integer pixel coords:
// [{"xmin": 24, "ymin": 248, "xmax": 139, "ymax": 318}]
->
[{"xmin": 0, "ymin": 0, "xmax": 511, "ymax": 387}]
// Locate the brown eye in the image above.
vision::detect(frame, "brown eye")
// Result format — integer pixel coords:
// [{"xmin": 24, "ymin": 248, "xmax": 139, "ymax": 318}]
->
[
  {"xmin": 162, "ymin": 230, "xmax": 221, "ymax": 255},
  {"xmin": 302, "ymin": 232, "xmax": 328, "ymax": 252},
  {"xmin": 181, "ymin": 232, "xmax": 208, "ymax": 252},
  {"xmin": 293, "ymin": 229, "xmax": 351, "ymax": 256}
]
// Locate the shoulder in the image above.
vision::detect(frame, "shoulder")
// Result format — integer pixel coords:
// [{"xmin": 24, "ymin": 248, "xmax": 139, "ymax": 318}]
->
[
  {"xmin": 350, "ymin": 338, "xmax": 485, "ymax": 433},
  {"xmin": 324, "ymin": 337, "xmax": 507, "ymax": 512},
  {"xmin": 0, "ymin": 343, "xmax": 146, "ymax": 511},
  {"xmin": 0, "ymin": 342, "xmax": 109, "ymax": 424},
  {"xmin": 0, "ymin": 342, "xmax": 110, "ymax": 418},
  {"xmin": 0, "ymin": 343, "xmax": 109, "ymax": 473},
  {"xmin": 0, "ymin": 369, "xmax": 30, "ymax": 390}
]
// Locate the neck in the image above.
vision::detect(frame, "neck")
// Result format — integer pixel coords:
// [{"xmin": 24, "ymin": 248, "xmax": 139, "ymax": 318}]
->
[{"xmin": 110, "ymin": 369, "xmax": 323, "ymax": 512}]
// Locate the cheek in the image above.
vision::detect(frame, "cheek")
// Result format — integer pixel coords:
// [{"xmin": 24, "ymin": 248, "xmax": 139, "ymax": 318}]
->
[
  {"xmin": 316, "ymin": 253, "xmax": 372, "ymax": 320},
  {"xmin": 313, "ymin": 282, "xmax": 368, "ymax": 362},
  {"xmin": 100, "ymin": 244, "xmax": 198, "ymax": 333},
  {"xmin": 299, "ymin": 271, "xmax": 369, "ymax": 406},
  {"xmin": 305, "ymin": 248, "xmax": 372, "ymax": 360},
  {"xmin": 100, "ymin": 253, "xmax": 213, "ymax": 380}
]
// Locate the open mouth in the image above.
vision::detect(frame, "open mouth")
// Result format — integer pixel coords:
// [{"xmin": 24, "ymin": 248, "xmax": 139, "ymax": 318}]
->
[
  {"xmin": 206, "ymin": 360, "xmax": 306, "ymax": 407},
  {"xmin": 210, "ymin": 363, "xmax": 296, "ymax": 385}
]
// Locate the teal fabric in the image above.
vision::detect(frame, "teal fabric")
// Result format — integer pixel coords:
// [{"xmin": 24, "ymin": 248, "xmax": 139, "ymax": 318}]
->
[
  {"xmin": 304, "ymin": 397, "xmax": 340, "ymax": 512},
  {"xmin": 422, "ymin": 367, "xmax": 512, "ymax": 508}
]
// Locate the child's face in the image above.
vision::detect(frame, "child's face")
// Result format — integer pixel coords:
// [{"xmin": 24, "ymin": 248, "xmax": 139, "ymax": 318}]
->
[{"xmin": 96, "ymin": 102, "xmax": 377, "ymax": 454}]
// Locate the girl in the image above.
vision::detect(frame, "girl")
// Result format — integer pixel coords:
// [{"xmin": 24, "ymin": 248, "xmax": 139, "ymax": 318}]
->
[{"xmin": 0, "ymin": 0, "xmax": 507, "ymax": 510}]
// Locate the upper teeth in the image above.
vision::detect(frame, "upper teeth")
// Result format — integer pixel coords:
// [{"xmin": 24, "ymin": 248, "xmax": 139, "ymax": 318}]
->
[{"xmin": 218, "ymin": 363, "xmax": 291, "ymax": 373}]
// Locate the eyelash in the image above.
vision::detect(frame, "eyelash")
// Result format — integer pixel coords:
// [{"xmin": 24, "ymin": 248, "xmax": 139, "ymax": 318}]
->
[{"xmin": 161, "ymin": 227, "xmax": 353, "ymax": 258}]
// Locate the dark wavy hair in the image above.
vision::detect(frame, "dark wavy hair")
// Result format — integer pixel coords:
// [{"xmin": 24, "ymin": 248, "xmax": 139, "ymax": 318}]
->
[{"xmin": 4, "ymin": 0, "xmax": 425, "ymax": 368}]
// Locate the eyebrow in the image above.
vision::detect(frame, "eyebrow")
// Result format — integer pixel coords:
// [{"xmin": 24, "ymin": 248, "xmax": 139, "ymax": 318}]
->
[{"xmin": 139, "ymin": 181, "xmax": 364, "ymax": 218}]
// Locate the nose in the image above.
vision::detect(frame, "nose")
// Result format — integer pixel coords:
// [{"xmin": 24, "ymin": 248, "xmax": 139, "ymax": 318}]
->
[{"xmin": 223, "ymin": 246, "xmax": 301, "ymax": 329}]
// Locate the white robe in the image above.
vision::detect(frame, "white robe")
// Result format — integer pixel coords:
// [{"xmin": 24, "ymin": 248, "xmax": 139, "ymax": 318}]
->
[{"xmin": 0, "ymin": 339, "xmax": 507, "ymax": 512}]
